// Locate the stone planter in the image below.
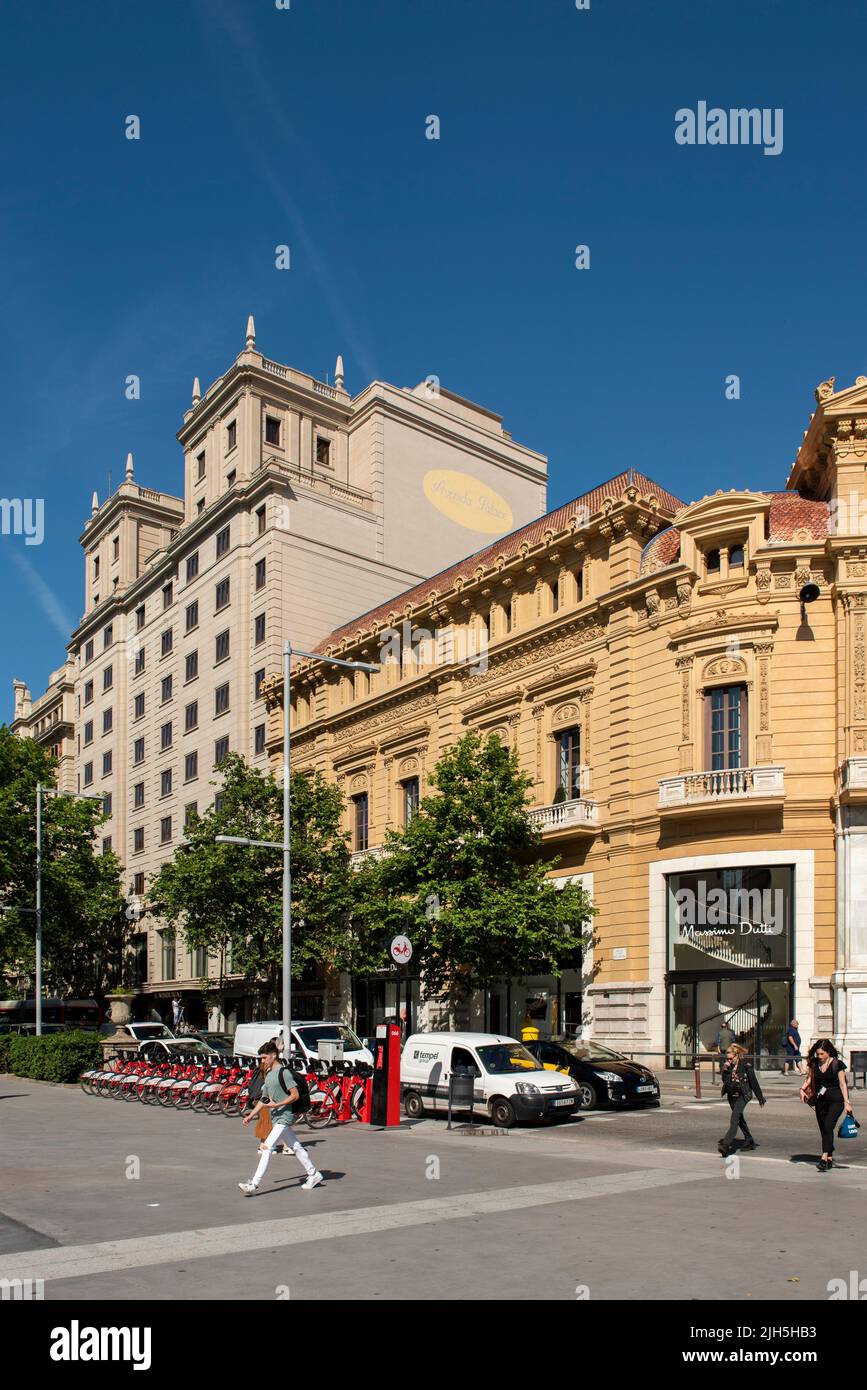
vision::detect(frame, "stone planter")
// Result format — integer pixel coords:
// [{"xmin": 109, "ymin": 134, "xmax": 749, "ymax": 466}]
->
[{"xmin": 107, "ymin": 993, "xmax": 134, "ymax": 1026}]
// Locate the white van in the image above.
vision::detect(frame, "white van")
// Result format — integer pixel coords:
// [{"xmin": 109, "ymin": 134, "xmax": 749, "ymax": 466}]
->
[
  {"xmin": 401, "ymin": 1031, "xmax": 579, "ymax": 1127},
  {"xmin": 233, "ymin": 1020, "xmax": 373, "ymax": 1068}
]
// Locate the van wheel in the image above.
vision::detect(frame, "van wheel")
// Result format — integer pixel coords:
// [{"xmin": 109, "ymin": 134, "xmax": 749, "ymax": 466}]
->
[
  {"xmin": 577, "ymin": 1081, "xmax": 598, "ymax": 1111},
  {"xmin": 491, "ymin": 1097, "xmax": 515, "ymax": 1129},
  {"xmin": 403, "ymin": 1091, "xmax": 424, "ymax": 1120}
]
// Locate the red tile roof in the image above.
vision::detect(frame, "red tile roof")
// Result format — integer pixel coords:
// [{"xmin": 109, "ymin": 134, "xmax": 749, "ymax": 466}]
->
[
  {"xmin": 638, "ymin": 491, "xmax": 830, "ymax": 577},
  {"xmin": 314, "ymin": 469, "xmax": 682, "ymax": 652}
]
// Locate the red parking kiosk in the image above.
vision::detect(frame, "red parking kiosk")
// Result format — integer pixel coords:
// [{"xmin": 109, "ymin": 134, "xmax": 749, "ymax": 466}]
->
[{"xmin": 367, "ymin": 1021, "xmax": 401, "ymax": 1127}]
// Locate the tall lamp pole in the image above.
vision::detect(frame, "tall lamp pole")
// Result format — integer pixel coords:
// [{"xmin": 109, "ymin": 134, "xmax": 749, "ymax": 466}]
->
[{"xmin": 218, "ymin": 641, "xmax": 378, "ymax": 1050}]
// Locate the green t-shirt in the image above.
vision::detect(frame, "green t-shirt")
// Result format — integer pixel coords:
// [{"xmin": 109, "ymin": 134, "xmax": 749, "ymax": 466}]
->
[{"xmin": 263, "ymin": 1066, "xmax": 298, "ymax": 1125}]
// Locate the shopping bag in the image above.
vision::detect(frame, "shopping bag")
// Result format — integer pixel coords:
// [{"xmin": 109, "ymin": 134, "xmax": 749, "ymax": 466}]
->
[{"xmin": 838, "ymin": 1112, "xmax": 860, "ymax": 1140}]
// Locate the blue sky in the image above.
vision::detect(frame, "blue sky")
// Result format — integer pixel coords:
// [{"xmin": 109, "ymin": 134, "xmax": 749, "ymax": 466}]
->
[{"xmin": 2, "ymin": 0, "xmax": 867, "ymax": 716}]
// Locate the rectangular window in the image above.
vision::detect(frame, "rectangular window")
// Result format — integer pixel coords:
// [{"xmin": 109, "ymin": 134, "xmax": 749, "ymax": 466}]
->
[
  {"xmin": 255, "ymin": 558, "xmax": 266, "ymax": 591},
  {"xmin": 575, "ymin": 568, "xmax": 584, "ymax": 602},
  {"xmin": 103, "ymin": 624, "xmax": 113, "ymax": 649},
  {"xmin": 84, "ymin": 720, "xmax": 93, "ymax": 745},
  {"xmin": 185, "ymin": 650, "xmax": 198, "ymax": 683},
  {"xmin": 134, "ymin": 826, "xmax": 145, "ymax": 854},
  {"xmin": 93, "ymin": 556, "xmax": 100, "ymax": 580},
  {"xmin": 186, "ymin": 552, "xmax": 199, "ymax": 583},
  {"xmin": 185, "ymin": 700, "xmax": 198, "ymax": 732},
  {"xmin": 134, "ymin": 781, "xmax": 145, "ymax": 808},
  {"xmin": 185, "ymin": 600, "xmax": 198, "ymax": 632},
  {"xmin": 551, "ymin": 580, "xmax": 560, "ymax": 614},
  {"xmin": 185, "ymin": 751, "xmax": 198, "ymax": 782},
  {"xmin": 216, "ymin": 525, "xmax": 230, "ymax": 558},
  {"xmin": 112, "ymin": 535, "xmax": 119, "ymax": 562},
  {"xmin": 161, "ymin": 629, "xmax": 173, "ymax": 657},
  {"xmin": 161, "ymin": 674, "xmax": 173, "ymax": 704},
  {"xmin": 162, "ymin": 583, "xmax": 173, "ymax": 610},
  {"xmin": 215, "ymin": 577, "xmax": 230, "ymax": 611},
  {"xmin": 256, "ymin": 506, "xmax": 266, "ymax": 536},
  {"xmin": 103, "ymin": 792, "xmax": 112, "ymax": 817},
  {"xmin": 103, "ymin": 664, "xmax": 113, "ymax": 691},
  {"xmin": 215, "ymin": 683, "xmax": 230, "ymax": 716},
  {"xmin": 84, "ymin": 680, "xmax": 94, "ymax": 705},
  {"xmin": 556, "ymin": 726, "xmax": 582, "ymax": 800},
  {"xmin": 102, "ymin": 836, "xmax": 112, "ymax": 855},
  {"xmin": 160, "ymin": 721, "xmax": 173, "ymax": 751},
  {"xmin": 707, "ymin": 684, "xmax": 747, "ymax": 771},
  {"xmin": 226, "ymin": 420, "xmax": 237, "ymax": 452},
  {"xmin": 254, "ymin": 612, "xmax": 266, "ymax": 645},
  {"xmin": 196, "ymin": 452, "xmax": 206, "ymax": 481},
  {"xmin": 226, "ymin": 469, "xmax": 236, "ymax": 487},
  {"xmin": 214, "ymin": 792, "xmax": 225, "ymax": 814},
  {"xmin": 316, "ymin": 436, "xmax": 331, "ymax": 467},
  {"xmin": 134, "ymin": 647, "xmax": 146, "ymax": 675},
  {"xmin": 215, "ymin": 629, "xmax": 230, "ymax": 663},
  {"xmin": 102, "ymin": 750, "xmax": 112, "ymax": 777},
  {"xmin": 403, "ymin": 777, "xmax": 420, "ymax": 825},
  {"xmin": 191, "ymin": 945, "xmax": 207, "ymax": 977},
  {"xmin": 160, "ymin": 930, "xmax": 176, "ymax": 981},
  {"xmin": 160, "ymin": 816, "xmax": 172, "ymax": 845},
  {"xmin": 103, "ymin": 707, "xmax": 113, "ymax": 735},
  {"xmin": 254, "ymin": 668, "xmax": 265, "ymax": 699},
  {"xmin": 353, "ymin": 793, "xmax": 369, "ymax": 852},
  {"xmin": 83, "ymin": 761, "xmax": 93, "ymax": 787},
  {"xmin": 214, "ymin": 736, "xmax": 229, "ymax": 766},
  {"xmin": 196, "ymin": 498, "xmax": 205, "ymax": 515},
  {"xmin": 254, "ymin": 723, "xmax": 266, "ymax": 755},
  {"xmin": 136, "ymin": 604, "xmax": 146, "ymax": 631},
  {"xmin": 85, "ymin": 639, "xmax": 94, "ymax": 664},
  {"xmin": 134, "ymin": 691, "xmax": 145, "ymax": 721},
  {"xmin": 161, "ymin": 768, "xmax": 172, "ymax": 797},
  {"xmin": 185, "ymin": 802, "xmax": 198, "ymax": 827},
  {"xmin": 265, "ymin": 415, "xmax": 281, "ymax": 446}
]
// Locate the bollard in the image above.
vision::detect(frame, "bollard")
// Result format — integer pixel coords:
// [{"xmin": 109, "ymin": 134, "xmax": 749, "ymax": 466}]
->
[{"xmin": 694, "ymin": 1056, "xmax": 701, "ymax": 1099}]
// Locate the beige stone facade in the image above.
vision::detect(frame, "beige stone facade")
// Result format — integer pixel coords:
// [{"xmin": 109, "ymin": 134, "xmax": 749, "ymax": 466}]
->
[
  {"xmin": 18, "ymin": 318, "xmax": 547, "ymax": 1020},
  {"xmin": 265, "ymin": 374, "xmax": 867, "ymax": 1061},
  {"xmin": 11, "ymin": 664, "xmax": 76, "ymax": 793}
]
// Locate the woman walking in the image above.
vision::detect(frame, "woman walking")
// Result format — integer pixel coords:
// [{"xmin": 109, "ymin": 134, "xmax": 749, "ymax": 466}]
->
[
  {"xmin": 718, "ymin": 1043, "xmax": 766, "ymax": 1156},
  {"xmin": 801, "ymin": 1040, "xmax": 853, "ymax": 1171}
]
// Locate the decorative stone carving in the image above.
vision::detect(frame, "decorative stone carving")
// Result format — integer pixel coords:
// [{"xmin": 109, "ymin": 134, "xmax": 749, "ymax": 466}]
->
[
  {"xmin": 702, "ymin": 655, "xmax": 747, "ymax": 682},
  {"xmin": 815, "ymin": 377, "xmax": 836, "ymax": 402},
  {"xmin": 774, "ymin": 573, "xmax": 792, "ymax": 589},
  {"xmin": 349, "ymin": 773, "xmax": 367, "ymax": 792},
  {"xmin": 646, "ymin": 588, "xmax": 661, "ymax": 628},
  {"xmin": 676, "ymin": 579, "xmax": 692, "ymax": 614},
  {"xmin": 756, "ymin": 567, "xmax": 772, "ymax": 605},
  {"xmin": 398, "ymin": 756, "xmax": 419, "ymax": 776},
  {"xmin": 552, "ymin": 703, "xmax": 579, "ymax": 726}
]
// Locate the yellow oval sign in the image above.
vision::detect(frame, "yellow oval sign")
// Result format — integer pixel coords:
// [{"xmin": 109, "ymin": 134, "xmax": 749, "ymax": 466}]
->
[{"xmin": 422, "ymin": 470, "xmax": 514, "ymax": 535}]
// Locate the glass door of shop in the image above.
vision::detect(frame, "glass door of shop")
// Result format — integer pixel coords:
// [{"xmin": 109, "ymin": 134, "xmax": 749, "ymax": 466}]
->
[{"xmin": 667, "ymin": 974, "xmax": 792, "ymax": 1067}]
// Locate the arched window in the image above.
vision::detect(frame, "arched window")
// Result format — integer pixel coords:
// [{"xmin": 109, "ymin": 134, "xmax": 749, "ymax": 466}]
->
[
  {"xmin": 706, "ymin": 549, "xmax": 721, "ymax": 575},
  {"xmin": 729, "ymin": 543, "xmax": 745, "ymax": 569}
]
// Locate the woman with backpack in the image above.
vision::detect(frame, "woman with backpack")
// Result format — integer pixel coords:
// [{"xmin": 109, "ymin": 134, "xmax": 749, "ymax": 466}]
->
[
  {"xmin": 718, "ymin": 1043, "xmax": 766, "ymax": 1156},
  {"xmin": 238, "ymin": 1041, "xmax": 322, "ymax": 1195},
  {"xmin": 800, "ymin": 1039, "xmax": 853, "ymax": 1172}
]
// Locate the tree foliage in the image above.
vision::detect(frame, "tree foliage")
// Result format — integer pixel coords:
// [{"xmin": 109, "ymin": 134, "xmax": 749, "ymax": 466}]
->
[
  {"xmin": 367, "ymin": 732, "xmax": 595, "ymax": 998},
  {"xmin": 0, "ymin": 726, "xmax": 125, "ymax": 997},
  {"xmin": 149, "ymin": 754, "xmax": 378, "ymax": 1012}
]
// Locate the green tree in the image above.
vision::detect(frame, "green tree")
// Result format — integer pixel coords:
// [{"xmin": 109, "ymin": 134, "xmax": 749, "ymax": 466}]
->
[
  {"xmin": 149, "ymin": 754, "xmax": 373, "ymax": 1013},
  {"xmin": 370, "ymin": 732, "xmax": 595, "ymax": 1000},
  {"xmin": 0, "ymin": 726, "xmax": 125, "ymax": 998}
]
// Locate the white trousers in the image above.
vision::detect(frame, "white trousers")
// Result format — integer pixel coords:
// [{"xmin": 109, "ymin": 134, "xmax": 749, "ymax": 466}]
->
[{"xmin": 252, "ymin": 1122, "xmax": 316, "ymax": 1186}]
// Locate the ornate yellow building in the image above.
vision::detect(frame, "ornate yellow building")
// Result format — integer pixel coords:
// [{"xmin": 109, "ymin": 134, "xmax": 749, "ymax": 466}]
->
[{"xmin": 265, "ymin": 373, "xmax": 867, "ymax": 1063}]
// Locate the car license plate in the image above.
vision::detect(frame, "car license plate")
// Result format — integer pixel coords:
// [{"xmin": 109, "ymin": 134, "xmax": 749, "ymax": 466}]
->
[
  {"xmin": 553, "ymin": 1097, "xmax": 574, "ymax": 1107},
  {"xmin": 637, "ymin": 1084, "xmax": 657, "ymax": 1093}
]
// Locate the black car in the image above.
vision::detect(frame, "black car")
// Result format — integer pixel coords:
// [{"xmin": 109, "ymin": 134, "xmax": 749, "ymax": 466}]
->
[{"xmin": 525, "ymin": 1039, "xmax": 661, "ymax": 1111}]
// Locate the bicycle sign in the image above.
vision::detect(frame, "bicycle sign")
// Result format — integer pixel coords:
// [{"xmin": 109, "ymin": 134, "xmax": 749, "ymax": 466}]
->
[{"xmin": 390, "ymin": 935, "xmax": 413, "ymax": 964}]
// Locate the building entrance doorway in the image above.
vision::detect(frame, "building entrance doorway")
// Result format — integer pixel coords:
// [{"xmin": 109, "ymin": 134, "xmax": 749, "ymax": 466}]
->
[{"xmin": 668, "ymin": 974, "xmax": 792, "ymax": 1066}]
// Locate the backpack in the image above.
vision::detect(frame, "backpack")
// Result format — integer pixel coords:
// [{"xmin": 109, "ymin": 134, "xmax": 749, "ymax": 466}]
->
[{"xmin": 280, "ymin": 1065, "xmax": 311, "ymax": 1115}]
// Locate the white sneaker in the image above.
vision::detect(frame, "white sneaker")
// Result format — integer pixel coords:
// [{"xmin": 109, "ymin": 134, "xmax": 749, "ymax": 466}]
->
[
  {"xmin": 238, "ymin": 1181, "xmax": 258, "ymax": 1196},
  {"xmin": 301, "ymin": 1171, "xmax": 323, "ymax": 1190}
]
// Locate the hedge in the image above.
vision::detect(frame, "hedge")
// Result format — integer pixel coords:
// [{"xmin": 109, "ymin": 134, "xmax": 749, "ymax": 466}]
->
[
  {"xmin": 0, "ymin": 1034, "xmax": 11, "ymax": 1073},
  {"xmin": 4, "ymin": 1030, "xmax": 102, "ymax": 1083}
]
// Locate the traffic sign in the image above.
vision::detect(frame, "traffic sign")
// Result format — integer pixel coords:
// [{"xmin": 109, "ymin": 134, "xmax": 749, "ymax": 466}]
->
[{"xmin": 390, "ymin": 934, "xmax": 413, "ymax": 964}]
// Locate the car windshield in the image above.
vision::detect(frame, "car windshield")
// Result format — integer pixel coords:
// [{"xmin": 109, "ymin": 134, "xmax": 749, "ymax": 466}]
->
[
  {"xmin": 295, "ymin": 1024, "xmax": 364, "ymax": 1052},
  {"xmin": 131, "ymin": 1024, "xmax": 174, "ymax": 1040},
  {"xmin": 477, "ymin": 1043, "xmax": 540, "ymax": 1074},
  {"xmin": 164, "ymin": 1042, "xmax": 206, "ymax": 1056},
  {"xmin": 564, "ymin": 1041, "xmax": 627, "ymax": 1063}
]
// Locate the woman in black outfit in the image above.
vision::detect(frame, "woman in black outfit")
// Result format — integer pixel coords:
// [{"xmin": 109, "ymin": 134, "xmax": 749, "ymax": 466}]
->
[
  {"xmin": 801, "ymin": 1040, "xmax": 853, "ymax": 1171},
  {"xmin": 718, "ymin": 1043, "xmax": 765, "ymax": 1156}
]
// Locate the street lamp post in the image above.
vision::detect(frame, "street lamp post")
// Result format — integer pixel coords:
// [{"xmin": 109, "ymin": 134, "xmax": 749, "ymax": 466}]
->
[{"xmin": 218, "ymin": 641, "xmax": 378, "ymax": 1050}]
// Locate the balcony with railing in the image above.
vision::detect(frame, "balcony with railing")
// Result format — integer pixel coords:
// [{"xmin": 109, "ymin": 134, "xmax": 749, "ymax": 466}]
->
[
  {"xmin": 350, "ymin": 845, "xmax": 388, "ymax": 868},
  {"xmin": 528, "ymin": 797, "xmax": 600, "ymax": 836},
  {"xmin": 658, "ymin": 765, "xmax": 785, "ymax": 813},
  {"xmin": 840, "ymin": 757, "xmax": 867, "ymax": 800}
]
